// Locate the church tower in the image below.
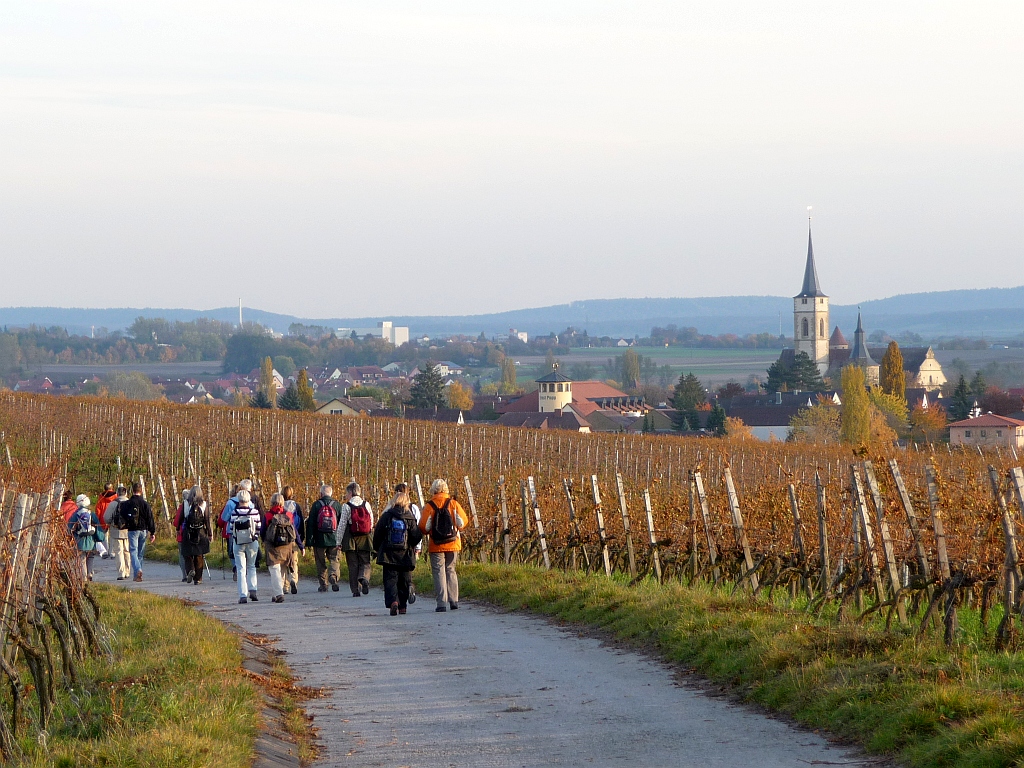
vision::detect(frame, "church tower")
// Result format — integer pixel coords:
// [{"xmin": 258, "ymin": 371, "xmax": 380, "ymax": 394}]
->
[{"xmin": 793, "ymin": 223, "xmax": 829, "ymax": 376}]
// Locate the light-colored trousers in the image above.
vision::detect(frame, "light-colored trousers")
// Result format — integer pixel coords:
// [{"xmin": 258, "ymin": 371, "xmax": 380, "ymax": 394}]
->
[
  {"xmin": 429, "ymin": 552, "xmax": 459, "ymax": 608},
  {"xmin": 235, "ymin": 540, "xmax": 260, "ymax": 599},
  {"xmin": 282, "ymin": 549, "xmax": 301, "ymax": 590},
  {"xmin": 109, "ymin": 529, "xmax": 131, "ymax": 578},
  {"xmin": 268, "ymin": 564, "xmax": 285, "ymax": 597}
]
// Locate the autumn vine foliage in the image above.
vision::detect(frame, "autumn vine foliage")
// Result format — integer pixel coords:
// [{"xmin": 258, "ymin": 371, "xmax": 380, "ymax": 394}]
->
[{"xmin": 2, "ymin": 391, "xmax": 1022, "ymax": 647}]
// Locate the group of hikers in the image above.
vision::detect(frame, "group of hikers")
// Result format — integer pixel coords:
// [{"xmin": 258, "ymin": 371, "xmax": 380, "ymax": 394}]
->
[{"xmin": 64, "ymin": 476, "xmax": 469, "ymax": 616}]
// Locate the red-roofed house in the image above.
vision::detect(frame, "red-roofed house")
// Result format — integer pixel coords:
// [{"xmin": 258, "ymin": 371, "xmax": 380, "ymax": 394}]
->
[{"xmin": 948, "ymin": 413, "xmax": 1024, "ymax": 449}]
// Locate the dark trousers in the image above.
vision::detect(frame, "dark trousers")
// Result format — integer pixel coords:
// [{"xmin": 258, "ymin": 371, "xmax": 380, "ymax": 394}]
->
[
  {"xmin": 185, "ymin": 555, "xmax": 206, "ymax": 582},
  {"xmin": 345, "ymin": 550, "xmax": 372, "ymax": 595},
  {"xmin": 314, "ymin": 546, "xmax": 340, "ymax": 588},
  {"xmin": 382, "ymin": 567, "xmax": 412, "ymax": 608}
]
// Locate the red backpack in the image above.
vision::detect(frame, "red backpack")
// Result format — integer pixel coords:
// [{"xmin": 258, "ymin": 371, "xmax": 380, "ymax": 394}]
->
[{"xmin": 348, "ymin": 501, "xmax": 372, "ymax": 535}]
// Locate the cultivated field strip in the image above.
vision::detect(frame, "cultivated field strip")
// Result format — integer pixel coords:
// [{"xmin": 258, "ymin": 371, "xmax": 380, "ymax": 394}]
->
[{"xmin": 2, "ymin": 393, "xmax": 1024, "ymax": 647}]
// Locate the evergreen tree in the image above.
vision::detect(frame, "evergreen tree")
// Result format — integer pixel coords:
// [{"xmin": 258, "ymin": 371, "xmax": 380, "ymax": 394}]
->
[
  {"xmin": 765, "ymin": 357, "xmax": 790, "ymax": 393},
  {"xmin": 879, "ymin": 341, "xmax": 906, "ymax": 399},
  {"xmin": 970, "ymin": 370, "xmax": 988, "ymax": 398},
  {"xmin": 706, "ymin": 404, "xmax": 727, "ymax": 436},
  {"xmin": 949, "ymin": 375, "xmax": 973, "ymax": 421},
  {"xmin": 672, "ymin": 372, "xmax": 705, "ymax": 431},
  {"xmin": 250, "ymin": 390, "xmax": 273, "ymax": 409},
  {"xmin": 277, "ymin": 383, "xmax": 303, "ymax": 411},
  {"xmin": 409, "ymin": 362, "xmax": 446, "ymax": 408},
  {"xmin": 295, "ymin": 368, "xmax": 316, "ymax": 411},
  {"xmin": 789, "ymin": 352, "xmax": 825, "ymax": 390},
  {"xmin": 259, "ymin": 356, "xmax": 277, "ymax": 408},
  {"xmin": 765, "ymin": 351, "xmax": 823, "ymax": 392},
  {"xmin": 840, "ymin": 365, "xmax": 871, "ymax": 445}
]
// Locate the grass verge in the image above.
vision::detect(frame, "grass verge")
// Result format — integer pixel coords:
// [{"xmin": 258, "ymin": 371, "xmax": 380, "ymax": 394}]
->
[
  {"xmin": 436, "ymin": 562, "xmax": 1024, "ymax": 768},
  {"xmin": 17, "ymin": 585, "xmax": 260, "ymax": 768}
]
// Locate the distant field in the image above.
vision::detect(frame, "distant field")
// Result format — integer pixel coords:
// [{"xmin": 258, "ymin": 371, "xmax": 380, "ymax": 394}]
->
[
  {"xmin": 29, "ymin": 361, "xmax": 225, "ymax": 377},
  {"xmin": 513, "ymin": 347, "xmax": 779, "ymax": 386}
]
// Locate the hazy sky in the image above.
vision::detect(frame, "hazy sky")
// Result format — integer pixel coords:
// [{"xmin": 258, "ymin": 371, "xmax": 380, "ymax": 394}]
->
[{"xmin": 1, "ymin": 2, "xmax": 1021, "ymax": 318}]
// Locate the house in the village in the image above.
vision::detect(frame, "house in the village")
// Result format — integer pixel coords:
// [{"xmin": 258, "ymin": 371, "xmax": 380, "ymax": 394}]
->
[{"xmin": 948, "ymin": 413, "xmax": 1024, "ymax": 449}]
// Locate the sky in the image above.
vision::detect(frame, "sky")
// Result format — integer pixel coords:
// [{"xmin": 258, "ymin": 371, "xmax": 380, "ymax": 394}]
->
[{"xmin": 1, "ymin": 2, "xmax": 1022, "ymax": 319}]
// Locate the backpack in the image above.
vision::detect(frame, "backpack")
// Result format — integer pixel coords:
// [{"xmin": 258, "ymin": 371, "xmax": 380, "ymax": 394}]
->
[
  {"xmin": 232, "ymin": 507, "xmax": 256, "ymax": 545},
  {"xmin": 271, "ymin": 513, "xmax": 297, "ymax": 546},
  {"xmin": 316, "ymin": 500, "xmax": 338, "ymax": 533},
  {"xmin": 429, "ymin": 499, "xmax": 458, "ymax": 545},
  {"xmin": 348, "ymin": 501, "xmax": 372, "ymax": 536},
  {"xmin": 185, "ymin": 505, "xmax": 207, "ymax": 545},
  {"xmin": 385, "ymin": 513, "xmax": 408, "ymax": 550},
  {"xmin": 70, "ymin": 509, "xmax": 95, "ymax": 538},
  {"xmin": 116, "ymin": 497, "xmax": 140, "ymax": 530}
]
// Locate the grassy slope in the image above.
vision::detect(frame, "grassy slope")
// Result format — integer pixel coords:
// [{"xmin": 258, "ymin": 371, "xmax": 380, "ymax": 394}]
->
[
  {"xmin": 18, "ymin": 585, "xmax": 259, "ymax": 768},
  {"xmin": 433, "ymin": 563, "xmax": 1024, "ymax": 768}
]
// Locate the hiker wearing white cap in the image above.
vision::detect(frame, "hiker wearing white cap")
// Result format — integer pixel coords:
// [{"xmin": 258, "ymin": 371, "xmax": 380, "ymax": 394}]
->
[{"xmin": 68, "ymin": 495, "xmax": 104, "ymax": 581}]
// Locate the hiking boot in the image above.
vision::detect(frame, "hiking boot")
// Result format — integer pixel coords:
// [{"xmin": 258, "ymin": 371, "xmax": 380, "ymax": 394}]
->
[
  {"xmin": 330, "ymin": 578, "xmax": 339, "ymax": 592},
  {"xmin": 232, "ymin": 567, "xmax": 237, "ymax": 582},
  {"xmin": 194, "ymin": 579, "xmax": 203, "ymax": 585},
  {"xmin": 450, "ymin": 603, "xmax": 459, "ymax": 610},
  {"xmin": 435, "ymin": 606, "xmax": 447, "ymax": 612},
  {"xmin": 318, "ymin": 585, "xmax": 328, "ymax": 593},
  {"xmin": 272, "ymin": 595, "xmax": 284, "ymax": 604},
  {"xmin": 360, "ymin": 578, "xmax": 370, "ymax": 595},
  {"xmin": 187, "ymin": 571, "xmax": 195, "ymax": 584},
  {"xmin": 238, "ymin": 597, "xmax": 247, "ymax": 604},
  {"xmin": 390, "ymin": 602, "xmax": 399, "ymax": 616},
  {"xmin": 116, "ymin": 576, "xmax": 125, "ymax": 581},
  {"xmin": 398, "ymin": 608, "xmax": 407, "ymax": 615},
  {"xmin": 181, "ymin": 577, "xmax": 187, "ymax": 583},
  {"xmin": 290, "ymin": 583, "xmax": 297, "ymax": 595},
  {"xmin": 134, "ymin": 572, "xmax": 143, "ymax": 582},
  {"xmin": 248, "ymin": 592, "xmax": 258, "ymax": 602}
]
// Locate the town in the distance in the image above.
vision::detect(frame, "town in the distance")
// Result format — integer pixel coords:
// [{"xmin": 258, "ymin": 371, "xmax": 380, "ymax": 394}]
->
[{"xmin": 3, "ymin": 227, "xmax": 1023, "ymax": 450}]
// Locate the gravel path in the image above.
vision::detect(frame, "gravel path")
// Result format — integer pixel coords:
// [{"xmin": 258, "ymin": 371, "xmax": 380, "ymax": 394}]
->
[{"xmin": 96, "ymin": 559, "xmax": 873, "ymax": 767}]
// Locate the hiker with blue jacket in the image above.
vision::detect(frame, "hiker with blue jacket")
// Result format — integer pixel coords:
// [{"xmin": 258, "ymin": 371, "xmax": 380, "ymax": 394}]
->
[
  {"xmin": 308, "ymin": 485, "xmax": 343, "ymax": 593},
  {"xmin": 372, "ymin": 489, "xmax": 422, "ymax": 616},
  {"xmin": 68, "ymin": 494, "xmax": 104, "ymax": 581}
]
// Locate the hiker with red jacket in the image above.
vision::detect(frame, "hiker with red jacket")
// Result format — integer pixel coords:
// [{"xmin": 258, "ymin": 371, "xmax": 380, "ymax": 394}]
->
[
  {"xmin": 339, "ymin": 482, "xmax": 374, "ymax": 597},
  {"xmin": 307, "ymin": 485, "xmax": 343, "ymax": 593},
  {"xmin": 95, "ymin": 483, "xmax": 117, "ymax": 531},
  {"xmin": 419, "ymin": 478, "xmax": 468, "ymax": 612}
]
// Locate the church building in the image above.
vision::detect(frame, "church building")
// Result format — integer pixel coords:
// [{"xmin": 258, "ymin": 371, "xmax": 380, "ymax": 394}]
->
[{"xmin": 778, "ymin": 223, "xmax": 946, "ymax": 392}]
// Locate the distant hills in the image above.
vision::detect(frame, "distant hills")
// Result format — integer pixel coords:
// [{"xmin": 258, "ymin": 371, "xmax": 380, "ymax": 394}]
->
[{"xmin": 3, "ymin": 286, "xmax": 1024, "ymax": 340}]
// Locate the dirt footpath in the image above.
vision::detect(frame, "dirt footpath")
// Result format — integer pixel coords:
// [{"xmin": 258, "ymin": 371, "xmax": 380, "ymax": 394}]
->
[{"xmin": 100, "ymin": 560, "xmax": 873, "ymax": 767}]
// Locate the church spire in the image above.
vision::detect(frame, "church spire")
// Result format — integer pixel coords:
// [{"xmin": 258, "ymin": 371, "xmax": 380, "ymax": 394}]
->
[
  {"xmin": 796, "ymin": 222, "xmax": 826, "ymax": 298},
  {"xmin": 849, "ymin": 310, "xmax": 875, "ymax": 365}
]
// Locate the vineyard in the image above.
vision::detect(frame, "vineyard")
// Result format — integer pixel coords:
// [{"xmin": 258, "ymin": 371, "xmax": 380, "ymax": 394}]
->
[{"xmin": 3, "ymin": 391, "xmax": 1024, "ymax": 652}]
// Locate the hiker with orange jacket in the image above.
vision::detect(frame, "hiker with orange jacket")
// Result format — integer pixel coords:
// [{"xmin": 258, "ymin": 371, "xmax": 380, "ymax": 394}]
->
[{"xmin": 418, "ymin": 479, "xmax": 468, "ymax": 613}]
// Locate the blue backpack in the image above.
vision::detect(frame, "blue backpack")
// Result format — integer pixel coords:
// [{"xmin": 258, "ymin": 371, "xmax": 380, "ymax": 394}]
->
[
  {"xmin": 70, "ymin": 510, "xmax": 96, "ymax": 552},
  {"xmin": 386, "ymin": 515, "xmax": 408, "ymax": 550}
]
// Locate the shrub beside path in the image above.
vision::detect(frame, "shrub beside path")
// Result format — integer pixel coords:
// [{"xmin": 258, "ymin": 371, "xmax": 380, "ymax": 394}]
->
[{"xmin": 96, "ymin": 560, "xmax": 872, "ymax": 767}]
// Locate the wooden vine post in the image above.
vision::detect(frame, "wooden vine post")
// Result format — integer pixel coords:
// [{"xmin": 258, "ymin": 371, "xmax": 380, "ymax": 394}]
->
[
  {"xmin": 724, "ymin": 467, "xmax": 758, "ymax": 590},
  {"xmin": 814, "ymin": 471, "xmax": 830, "ymax": 591},
  {"xmin": 889, "ymin": 458, "xmax": 931, "ymax": 586},
  {"xmin": 563, "ymin": 478, "xmax": 589, "ymax": 571},
  {"xmin": 989, "ymin": 466, "xmax": 1020, "ymax": 644},
  {"xmin": 925, "ymin": 463, "xmax": 957, "ymax": 644},
  {"xmin": 519, "ymin": 480, "xmax": 531, "ymax": 537},
  {"xmin": 692, "ymin": 470, "xmax": 719, "ymax": 581},
  {"xmin": 590, "ymin": 474, "xmax": 612, "ymax": 577},
  {"xmin": 850, "ymin": 465, "xmax": 887, "ymax": 606},
  {"xmin": 498, "ymin": 475, "xmax": 511, "ymax": 565},
  {"xmin": 463, "ymin": 476, "xmax": 482, "ymax": 562},
  {"xmin": 642, "ymin": 488, "xmax": 662, "ymax": 582},
  {"xmin": 863, "ymin": 461, "xmax": 907, "ymax": 624},
  {"xmin": 614, "ymin": 472, "xmax": 637, "ymax": 579},
  {"xmin": 527, "ymin": 476, "xmax": 551, "ymax": 570},
  {"xmin": 414, "ymin": 474, "xmax": 425, "ymax": 509}
]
